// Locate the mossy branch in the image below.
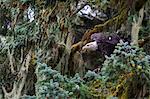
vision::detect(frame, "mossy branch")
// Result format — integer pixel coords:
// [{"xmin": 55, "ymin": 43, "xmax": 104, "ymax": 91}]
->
[{"xmin": 71, "ymin": 7, "xmax": 128, "ymax": 52}]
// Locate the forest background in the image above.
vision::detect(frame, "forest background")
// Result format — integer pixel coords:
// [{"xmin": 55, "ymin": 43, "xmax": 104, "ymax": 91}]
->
[{"xmin": 0, "ymin": 0, "xmax": 150, "ymax": 99}]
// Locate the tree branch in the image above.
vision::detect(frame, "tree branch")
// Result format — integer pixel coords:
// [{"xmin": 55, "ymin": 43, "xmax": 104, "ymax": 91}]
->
[
  {"xmin": 131, "ymin": 7, "xmax": 144, "ymax": 45},
  {"xmin": 3, "ymin": 49, "xmax": 32, "ymax": 99},
  {"xmin": 7, "ymin": 48, "xmax": 15, "ymax": 73}
]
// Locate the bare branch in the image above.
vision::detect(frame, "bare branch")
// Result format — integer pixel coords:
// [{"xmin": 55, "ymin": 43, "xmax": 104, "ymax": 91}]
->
[
  {"xmin": 3, "ymin": 49, "xmax": 32, "ymax": 99},
  {"xmin": 2, "ymin": 86, "xmax": 7, "ymax": 96},
  {"xmin": 20, "ymin": 48, "xmax": 24, "ymax": 63},
  {"xmin": 138, "ymin": 7, "xmax": 144, "ymax": 25},
  {"xmin": 7, "ymin": 48, "xmax": 15, "ymax": 73},
  {"xmin": 131, "ymin": 7, "xmax": 144, "ymax": 45},
  {"xmin": 17, "ymin": 49, "xmax": 32, "ymax": 98},
  {"xmin": 2, "ymin": 83, "xmax": 17, "ymax": 98}
]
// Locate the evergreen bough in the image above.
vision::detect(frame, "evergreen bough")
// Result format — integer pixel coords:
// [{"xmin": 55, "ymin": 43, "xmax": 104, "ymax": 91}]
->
[
  {"xmin": 35, "ymin": 62, "xmax": 86, "ymax": 99},
  {"xmin": 100, "ymin": 40, "xmax": 150, "ymax": 97}
]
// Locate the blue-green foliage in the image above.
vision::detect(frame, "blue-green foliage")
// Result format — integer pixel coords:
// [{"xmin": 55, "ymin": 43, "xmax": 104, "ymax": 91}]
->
[
  {"xmin": 36, "ymin": 62, "xmax": 68, "ymax": 98},
  {"xmin": 21, "ymin": 95, "xmax": 36, "ymax": 99},
  {"xmin": 35, "ymin": 62, "xmax": 82, "ymax": 98},
  {"xmin": 35, "ymin": 61, "xmax": 103, "ymax": 99},
  {"xmin": 35, "ymin": 40, "xmax": 150, "ymax": 98},
  {"xmin": 101, "ymin": 40, "xmax": 150, "ymax": 86}
]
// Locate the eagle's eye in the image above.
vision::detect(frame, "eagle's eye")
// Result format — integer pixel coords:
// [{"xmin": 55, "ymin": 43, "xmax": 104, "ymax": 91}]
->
[{"xmin": 108, "ymin": 36, "xmax": 112, "ymax": 40}]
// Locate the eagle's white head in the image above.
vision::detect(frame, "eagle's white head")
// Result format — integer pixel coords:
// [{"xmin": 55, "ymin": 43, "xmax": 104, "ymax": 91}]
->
[{"xmin": 82, "ymin": 41, "xmax": 98, "ymax": 51}]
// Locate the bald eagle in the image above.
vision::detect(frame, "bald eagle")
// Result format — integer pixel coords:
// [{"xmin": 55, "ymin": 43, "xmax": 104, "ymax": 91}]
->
[{"xmin": 82, "ymin": 33, "xmax": 121, "ymax": 56}]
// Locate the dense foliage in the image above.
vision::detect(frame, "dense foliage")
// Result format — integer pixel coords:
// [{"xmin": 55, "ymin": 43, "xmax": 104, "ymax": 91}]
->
[
  {"xmin": 101, "ymin": 41, "xmax": 150, "ymax": 98},
  {"xmin": 35, "ymin": 41, "xmax": 150, "ymax": 98},
  {"xmin": 0, "ymin": 0, "xmax": 150, "ymax": 99}
]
